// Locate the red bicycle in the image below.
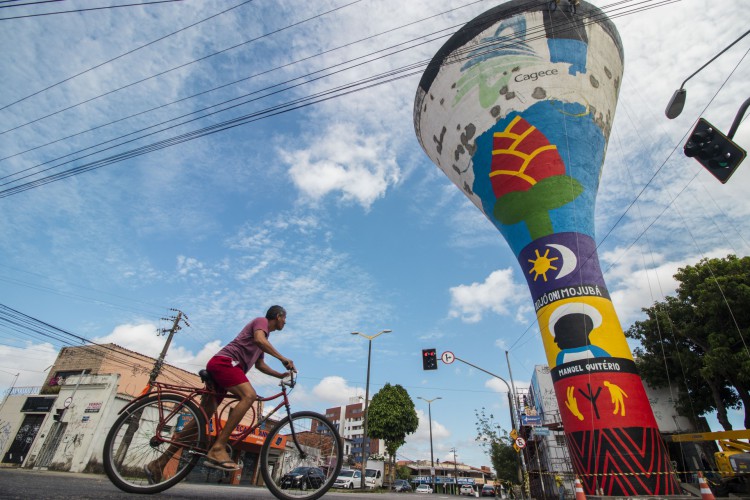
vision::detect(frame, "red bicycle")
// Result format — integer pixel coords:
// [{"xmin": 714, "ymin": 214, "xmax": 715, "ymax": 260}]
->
[{"xmin": 103, "ymin": 371, "xmax": 342, "ymax": 500}]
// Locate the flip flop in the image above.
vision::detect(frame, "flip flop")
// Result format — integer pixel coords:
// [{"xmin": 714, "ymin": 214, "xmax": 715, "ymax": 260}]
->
[
  {"xmin": 143, "ymin": 463, "xmax": 158, "ymax": 484},
  {"xmin": 204, "ymin": 457, "xmax": 241, "ymax": 472}
]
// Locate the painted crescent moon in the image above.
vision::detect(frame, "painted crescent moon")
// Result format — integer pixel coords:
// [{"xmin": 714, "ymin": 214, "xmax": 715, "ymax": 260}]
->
[{"xmin": 546, "ymin": 243, "xmax": 577, "ymax": 279}]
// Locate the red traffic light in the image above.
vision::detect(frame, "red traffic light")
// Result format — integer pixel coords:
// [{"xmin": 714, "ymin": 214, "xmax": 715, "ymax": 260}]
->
[{"xmin": 422, "ymin": 348, "xmax": 438, "ymax": 370}]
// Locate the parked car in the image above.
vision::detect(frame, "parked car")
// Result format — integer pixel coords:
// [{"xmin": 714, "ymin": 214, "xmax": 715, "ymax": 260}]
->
[
  {"xmin": 392, "ymin": 479, "xmax": 412, "ymax": 492},
  {"xmin": 333, "ymin": 469, "xmax": 361, "ymax": 489},
  {"xmin": 280, "ymin": 466, "xmax": 325, "ymax": 490},
  {"xmin": 416, "ymin": 484, "xmax": 433, "ymax": 494},
  {"xmin": 481, "ymin": 484, "xmax": 496, "ymax": 497},
  {"xmin": 460, "ymin": 484, "xmax": 475, "ymax": 495}
]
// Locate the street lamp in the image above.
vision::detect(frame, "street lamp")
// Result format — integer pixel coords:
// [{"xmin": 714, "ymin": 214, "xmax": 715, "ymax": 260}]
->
[
  {"xmin": 351, "ymin": 329, "xmax": 391, "ymax": 489},
  {"xmin": 665, "ymin": 28, "xmax": 749, "ymax": 119},
  {"xmin": 418, "ymin": 396, "xmax": 442, "ymax": 494}
]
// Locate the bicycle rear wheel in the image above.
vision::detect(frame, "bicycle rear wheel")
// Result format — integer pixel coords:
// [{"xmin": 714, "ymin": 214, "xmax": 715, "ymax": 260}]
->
[
  {"xmin": 260, "ymin": 411, "xmax": 343, "ymax": 500},
  {"xmin": 103, "ymin": 394, "xmax": 206, "ymax": 494}
]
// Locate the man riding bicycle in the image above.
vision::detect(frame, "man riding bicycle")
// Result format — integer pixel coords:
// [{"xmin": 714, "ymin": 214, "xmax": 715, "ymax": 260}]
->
[{"xmin": 145, "ymin": 305, "xmax": 296, "ymax": 480}]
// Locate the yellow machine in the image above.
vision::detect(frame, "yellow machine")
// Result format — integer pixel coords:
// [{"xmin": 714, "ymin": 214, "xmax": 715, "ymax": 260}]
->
[{"xmin": 666, "ymin": 429, "xmax": 750, "ymax": 495}]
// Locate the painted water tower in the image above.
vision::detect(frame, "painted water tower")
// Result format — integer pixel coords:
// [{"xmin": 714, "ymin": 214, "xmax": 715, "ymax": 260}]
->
[{"xmin": 414, "ymin": 1, "xmax": 679, "ymax": 495}]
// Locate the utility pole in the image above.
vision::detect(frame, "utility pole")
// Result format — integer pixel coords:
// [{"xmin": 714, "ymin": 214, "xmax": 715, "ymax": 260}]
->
[
  {"xmin": 451, "ymin": 447, "xmax": 459, "ymax": 495},
  {"xmin": 114, "ymin": 309, "xmax": 188, "ymax": 465},
  {"xmin": 149, "ymin": 309, "xmax": 189, "ymax": 384},
  {"xmin": 506, "ymin": 351, "xmax": 528, "ymax": 500}
]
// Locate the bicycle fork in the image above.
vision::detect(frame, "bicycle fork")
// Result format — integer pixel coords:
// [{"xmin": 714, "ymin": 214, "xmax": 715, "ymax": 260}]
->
[{"xmin": 283, "ymin": 400, "xmax": 307, "ymax": 459}]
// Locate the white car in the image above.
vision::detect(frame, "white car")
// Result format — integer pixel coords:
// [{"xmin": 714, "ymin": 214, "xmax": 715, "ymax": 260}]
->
[
  {"xmin": 416, "ymin": 484, "xmax": 433, "ymax": 494},
  {"xmin": 333, "ymin": 469, "xmax": 361, "ymax": 489},
  {"xmin": 460, "ymin": 484, "xmax": 474, "ymax": 495}
]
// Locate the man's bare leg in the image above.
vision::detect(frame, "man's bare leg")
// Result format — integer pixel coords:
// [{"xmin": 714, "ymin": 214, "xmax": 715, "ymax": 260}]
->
[
  {"xmin": 145, "ymin": 393, "xmax": 217, "ymax": 482},
  {"xmin": 205, "ymin": 381, "xmax": 256, "ymax": 468}
]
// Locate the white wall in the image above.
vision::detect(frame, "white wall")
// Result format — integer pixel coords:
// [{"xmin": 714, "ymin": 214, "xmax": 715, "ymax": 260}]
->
[
  {"xmin": 0, "ymin": 395, "xmax": 51, "ymax": 462},
  {"xmin": 25, "ymin": 373, "xmax": 120, "ymax": 472},
  {"xmin": 644, "ymin": 385, "xmax": 695, "ymax": 434}
]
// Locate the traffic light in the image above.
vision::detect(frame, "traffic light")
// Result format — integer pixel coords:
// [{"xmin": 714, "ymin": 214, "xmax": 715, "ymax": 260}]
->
[
  {"xmin": 684, "ymin": 118, "xmax": 746, "ymax": 183},
  {"xmin": 53, "ymin": 408, "xmax": 65, "ymax": 422},
  {"xmin": 422, "ymin": 348, "xmax": 437, "ymax": 370}
]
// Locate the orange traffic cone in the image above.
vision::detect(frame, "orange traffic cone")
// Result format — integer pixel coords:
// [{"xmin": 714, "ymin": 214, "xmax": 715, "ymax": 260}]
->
[
  {"xmin": 574, "ymin": 477, "xmax": 587, "ymax": 500},
  {"xmin": 697, "ymin": 472, "xmax": 715, "ymax": 500}
]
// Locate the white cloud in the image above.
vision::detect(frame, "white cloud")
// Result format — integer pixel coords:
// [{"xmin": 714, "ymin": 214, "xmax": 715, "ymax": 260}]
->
[
  {"xmin": 312, "ymin": 375, "xmax": 363, "ymax": 403},
  {"xmin": 0, "ymin": 343, "xmax": 58, "ymax": 388},
  {"xmin": 412, "ymin": 408, "xmax": 450, "ymax": 443},
  {"xmin": 94, "ymin": 323, "xmax": 164, "ymax": 354},
  {"xmin": 600, "ymin": 245, "xmax": 735, "ymax": 326},
  {"xmin": 282, "ymin": 123, "xmax": 400, "ymax": 209},
  {"xmin": 484, "ymin": 378, "xmax": 512, "ymax": 397},
  {"xmin": 449, "ymin": 269, "xmax": 528, "ymax": 323}
]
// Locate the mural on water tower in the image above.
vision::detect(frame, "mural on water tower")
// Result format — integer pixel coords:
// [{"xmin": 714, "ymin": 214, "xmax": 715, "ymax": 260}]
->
[{"xmin": 413, "ymin": 1, "xmax": 679, "ymax": 496}]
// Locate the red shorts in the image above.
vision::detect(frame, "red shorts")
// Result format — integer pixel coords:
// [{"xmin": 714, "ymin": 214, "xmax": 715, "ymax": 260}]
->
[{"xmin": 206, "ymin": 355, "xmax": 249, "ymax": 401}]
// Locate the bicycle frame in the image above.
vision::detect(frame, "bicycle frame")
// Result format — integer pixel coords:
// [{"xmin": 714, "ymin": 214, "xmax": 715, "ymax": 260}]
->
[{"xmin": 117, "ymin": 375, "xmax": 300, "ymax": 454}]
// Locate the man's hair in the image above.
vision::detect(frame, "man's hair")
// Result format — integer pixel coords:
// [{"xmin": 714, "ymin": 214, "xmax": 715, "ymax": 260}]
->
[{"xmin": 266, "ymin": 305, "xmax": 287, "ymax": 320}]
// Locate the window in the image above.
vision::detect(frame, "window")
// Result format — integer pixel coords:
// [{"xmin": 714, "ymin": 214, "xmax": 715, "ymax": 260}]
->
[{"xmin": 21, "ymin": 397, "xmax": 56, "ymax": 412}]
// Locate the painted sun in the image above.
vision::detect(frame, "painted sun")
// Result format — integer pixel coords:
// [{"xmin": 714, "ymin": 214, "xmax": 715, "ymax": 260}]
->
[{"xmin": 528, "ymin": 248, "xmax": 558, "ymax": 282}]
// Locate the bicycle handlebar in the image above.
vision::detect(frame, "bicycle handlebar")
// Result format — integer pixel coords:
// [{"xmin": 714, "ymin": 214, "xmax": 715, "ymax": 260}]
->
[{"xmin": 281, "ymin": 371, "xmax": 296, "ymax": 388}]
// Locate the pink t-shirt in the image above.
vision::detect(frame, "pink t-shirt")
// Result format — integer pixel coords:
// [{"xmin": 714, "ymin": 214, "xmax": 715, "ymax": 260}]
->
[{"xmin": 215, "ymin": 317, "xmax": 269, "ymax": 372}]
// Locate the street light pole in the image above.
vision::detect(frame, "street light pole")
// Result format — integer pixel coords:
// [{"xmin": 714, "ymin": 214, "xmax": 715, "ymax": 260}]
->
[
  {"xmin": 418, "ymin": 396, "xmax": 442, "ymax": 494},
  {"xmin": 665, "ymin": 28, "xmax": 750, "ymax": 119},
  {"xmin": 351, "ymin": 329, "xmax": 391, "ymax": 489}
]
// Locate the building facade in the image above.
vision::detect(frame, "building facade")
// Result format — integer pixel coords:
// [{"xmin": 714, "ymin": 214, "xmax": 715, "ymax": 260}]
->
[
  {"xmin": 403, "ymin": 459, "xmax": 495, "ymax": 494},
  {"xmin": 324, "ymin": 397, "xmax": 383, "ymax": 467}
]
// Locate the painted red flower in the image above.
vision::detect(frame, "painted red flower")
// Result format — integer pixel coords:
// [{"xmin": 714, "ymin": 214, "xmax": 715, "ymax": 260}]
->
[{"xmin": 490, "ymin": 115, "xmax": 566, "ymax": 198}]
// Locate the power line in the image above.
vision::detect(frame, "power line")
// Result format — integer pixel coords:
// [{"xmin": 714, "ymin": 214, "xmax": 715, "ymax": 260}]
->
[
  {"xmin": 0, "ymin": 0, "xmax": 255, "ymax": 113},
  {"xmin": 0, "ymin": 0, "xmax": 362, "ymax": 134},
  {"xmin": 0, "ymin": 303, "xmax": 198, "ymax": 386},
  {"xmin": 0, "ymin": 0, "xmax": 189, "ymax": 21},
  {"xmin": 0, "ymin": 1, "xmax": 64, "ymax": 9},
  {"xmin": 0, "ymin": 0, "xmax": 486, "ymax": 163},
  {"xmin": 0, "ymin": 1, "xmax": 677, "ymax": 197}
]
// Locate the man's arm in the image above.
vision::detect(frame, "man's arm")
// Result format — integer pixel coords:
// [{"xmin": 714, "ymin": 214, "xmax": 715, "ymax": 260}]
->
[
  {"xmin": 253, "ymin": 328, "xmax": 297, "ymax": 372},
  {"xmin": 255, "ymin": 357, "xmax": 290, "ymax": 379}
]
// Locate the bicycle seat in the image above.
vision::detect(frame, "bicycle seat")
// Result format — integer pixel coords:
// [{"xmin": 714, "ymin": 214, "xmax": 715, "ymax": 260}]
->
[{"xmin": 199, "ymin": 369, "xmax": 215, "ymax": 387}]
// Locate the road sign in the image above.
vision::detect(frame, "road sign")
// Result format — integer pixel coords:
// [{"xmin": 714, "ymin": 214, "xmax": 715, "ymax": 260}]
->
[
  {"xmin": 532, "ymin": 427, "xmax": 550, "ymax": 437},
  {"xmin": 521, "ymin": 414, "xmax": 542, "ymax": 426},
  {"xmin": 63, "ymin": 397, "xmax": 72, "ymax": 408},
  {"xmin": 441, "ymin": 351, "xmax": 455, "ymax": 364},
  {"xmin": 510, "ymin": 428, "xmax": 518, "ymax": 440},
  {"xmin": 515, "ymin": 437, "xmax": 526, "ymax": 449}
]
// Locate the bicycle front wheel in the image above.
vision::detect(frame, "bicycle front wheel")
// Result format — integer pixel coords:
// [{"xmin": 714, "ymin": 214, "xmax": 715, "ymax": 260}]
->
[
  {"xmin": 260, "ymin": 411, "xmax": 343, "ymax": 500},
  {"xmin": 103, "ymin": 394, "xmax": 206, "ymax": 494}
]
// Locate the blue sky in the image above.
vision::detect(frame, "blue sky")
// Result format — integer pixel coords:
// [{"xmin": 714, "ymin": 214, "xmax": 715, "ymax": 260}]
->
[{"xmin": 0, "ymin": 0, "xmax": 748, "ymax": 469}]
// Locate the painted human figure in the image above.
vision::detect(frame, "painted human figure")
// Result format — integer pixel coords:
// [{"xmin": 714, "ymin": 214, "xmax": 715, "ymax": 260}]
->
[{"xmin": 551, "ymin": 305, "xmax": 610, "ymax": 365}]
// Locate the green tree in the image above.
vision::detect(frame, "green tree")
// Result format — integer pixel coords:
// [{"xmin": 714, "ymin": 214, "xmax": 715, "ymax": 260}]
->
[
  {"xmin": 367, "ymin": 383, "xmax": 419, "ymax": 485},
  {"xmin": 474, "ymin": 408, "xmax": 519, "ymax": 483},
  {"xmin": 396, "ymin": 464, "xmax": 412, "ymax": 480},
  {"xmin": 626, "ymin": 254, "xmax": 750, "ymax": 429}
]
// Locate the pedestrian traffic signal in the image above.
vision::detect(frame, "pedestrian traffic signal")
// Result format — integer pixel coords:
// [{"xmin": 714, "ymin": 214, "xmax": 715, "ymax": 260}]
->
[
  {"xmin": 422, "ymin": 348, "xmax": 437, "ymax": 370},
  {"xmin": 684, "ymin": 118, "xmax": 746, "ymax": 183}
]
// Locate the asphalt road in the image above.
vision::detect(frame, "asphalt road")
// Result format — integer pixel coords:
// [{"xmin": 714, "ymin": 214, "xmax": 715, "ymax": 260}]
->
[{"xmin": 0, "ymin": 468, "xmax": 430, "ymax": 499}]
